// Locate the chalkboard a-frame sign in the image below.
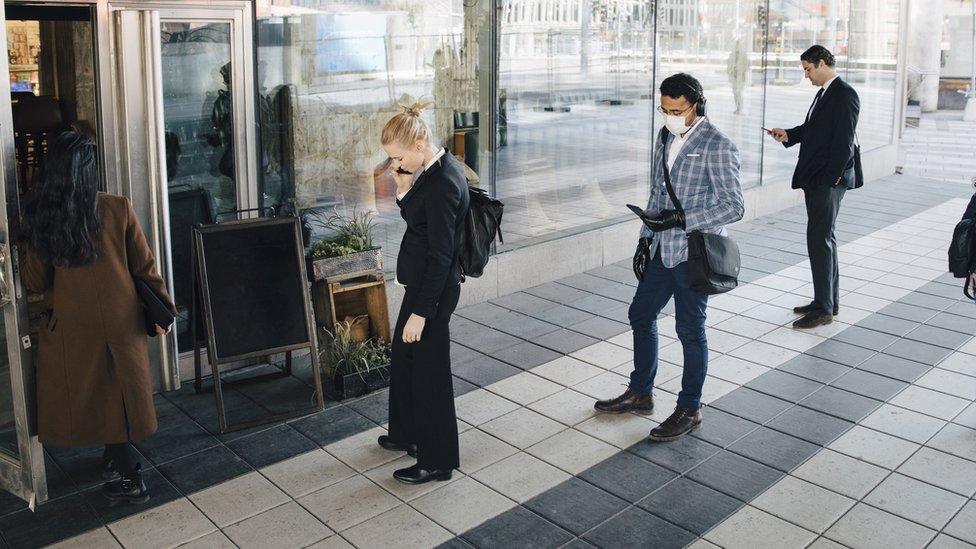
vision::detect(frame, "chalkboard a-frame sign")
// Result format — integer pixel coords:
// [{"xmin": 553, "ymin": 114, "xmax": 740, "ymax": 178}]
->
[{"xmin": 192, "ymin": 216, "xmax": 324, "ymax": 433}]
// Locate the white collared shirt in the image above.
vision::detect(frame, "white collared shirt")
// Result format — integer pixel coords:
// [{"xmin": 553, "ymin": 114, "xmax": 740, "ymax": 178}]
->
[{"xmin": 666, "ymin": 116, "xmax": 705, "ymax": 171}]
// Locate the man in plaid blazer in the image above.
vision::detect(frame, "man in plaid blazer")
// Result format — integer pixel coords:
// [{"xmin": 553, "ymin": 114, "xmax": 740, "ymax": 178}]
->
[{"xmin": 595, "ymin": 73, "xmax": 744, "ymax": 442}]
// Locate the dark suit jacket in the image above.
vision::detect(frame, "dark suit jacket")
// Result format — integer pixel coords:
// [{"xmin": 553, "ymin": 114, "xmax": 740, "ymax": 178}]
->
[
  {"xmin": 783, "ymin": 77, "xmax": 861, "ymax": 190},
  {"xmin": 396, "ymin": 153, "xmax": 470, "ymax": 318},
  {"xmin": 965, "ymin": 191, "xmax": 976, "ymax": 221}
]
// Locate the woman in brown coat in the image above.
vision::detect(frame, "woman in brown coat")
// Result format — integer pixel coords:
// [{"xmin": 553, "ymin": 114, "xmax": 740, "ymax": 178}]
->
[{"xmin": 20, "ymin": 131, "xmax": 175, "ymax": 504}]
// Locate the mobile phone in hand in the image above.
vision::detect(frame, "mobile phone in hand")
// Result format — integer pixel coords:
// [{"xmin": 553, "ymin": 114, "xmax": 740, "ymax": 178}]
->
[{"xmin": 395, "ymin": 167, "xmax": 413, "ymax": 175}]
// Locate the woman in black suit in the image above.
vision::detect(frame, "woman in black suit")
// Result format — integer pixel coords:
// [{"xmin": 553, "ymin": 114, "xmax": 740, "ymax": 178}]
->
[{"xmin": 378, "ymin": 100, "xmax": 470, "ymax": 484}]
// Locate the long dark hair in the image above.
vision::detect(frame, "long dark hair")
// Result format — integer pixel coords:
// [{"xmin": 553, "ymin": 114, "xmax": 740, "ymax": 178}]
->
[{"xmin": 22, "ymin": 130, "xmax": 101, "ymax": 267}]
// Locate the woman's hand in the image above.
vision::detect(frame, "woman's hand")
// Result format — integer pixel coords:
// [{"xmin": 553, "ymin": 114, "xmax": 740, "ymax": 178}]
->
[
  {"xmin": 154, "ymin": 324, "xmax": 171, "ymax": 336},
  {"xmin": 402, "ymin": 314, "xmax": 426, "ymax": 343},
  {"xmin": 391, "ymin": 168, "xmax": 413, "ymax": 195},
  {"xmin": 968, "ymin": 272, "xmax": 976, "ymax": 295}
]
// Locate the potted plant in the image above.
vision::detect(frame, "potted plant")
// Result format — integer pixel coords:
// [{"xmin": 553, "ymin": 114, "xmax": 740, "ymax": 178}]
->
[
  {"xmin": 320, "ymin": 316, "xmax": 392, "ymax": 400},
  {"xmin": 306, "ymin": 207, "xmax": 382, "ymax": 281}
]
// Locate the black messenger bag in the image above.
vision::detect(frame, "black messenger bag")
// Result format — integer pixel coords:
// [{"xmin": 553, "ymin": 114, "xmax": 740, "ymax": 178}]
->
[{"xmin": 660, "ymin": 135, "xmax": 740, "ymax": 295}]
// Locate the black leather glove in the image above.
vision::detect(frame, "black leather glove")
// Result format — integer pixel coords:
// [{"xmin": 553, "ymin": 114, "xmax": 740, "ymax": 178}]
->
[
  {"xmin": 633, "ymin": 237, "xmax": 652, "ymax": 281},
  {"xmin": 643, "ymin": 209, "xmax": 686, "ymax": 232}
]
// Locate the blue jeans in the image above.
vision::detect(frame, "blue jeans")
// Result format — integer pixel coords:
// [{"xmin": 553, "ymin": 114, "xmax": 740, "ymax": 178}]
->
[{"xmin": 628, "ymin": 253, "xmax": 709, "ymax": 409}]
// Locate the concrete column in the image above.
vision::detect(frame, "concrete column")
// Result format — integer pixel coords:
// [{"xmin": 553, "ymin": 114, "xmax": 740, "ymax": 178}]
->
[{"xmin": 907, "ymin": 0, "xmax": 944, "ymax": 112}]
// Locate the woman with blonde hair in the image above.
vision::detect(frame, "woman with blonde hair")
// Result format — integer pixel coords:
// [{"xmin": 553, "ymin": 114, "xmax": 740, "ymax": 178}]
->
[{"xmin": 377, "ymin": 100, "xmax": 470, "ymax": 484}]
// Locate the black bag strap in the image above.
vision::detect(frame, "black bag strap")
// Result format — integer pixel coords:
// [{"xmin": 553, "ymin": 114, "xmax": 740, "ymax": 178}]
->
[{"xmin": 659, "ymin": 130, "xmax": 684, "ymax": 214}]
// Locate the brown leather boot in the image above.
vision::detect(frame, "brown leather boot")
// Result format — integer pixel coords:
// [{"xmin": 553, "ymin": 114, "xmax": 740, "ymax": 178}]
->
[{"xmin": 594, "ymin": 389, "xmax": 654, "ymax": 414}]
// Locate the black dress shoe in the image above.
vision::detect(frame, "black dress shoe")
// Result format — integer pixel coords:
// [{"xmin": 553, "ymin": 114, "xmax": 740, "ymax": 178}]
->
[
  {"xmin": 794, "ymin": 302, "xmax": 839, "ymax": 316},
  {"xmin": 101, "ymin": 457, "xmax": 121, "ymax": 481},
  {"xmin": 793, "ymin": 310, "xmax": 833, "ymax": 329},
  {"xmin": 648, "ymin": 406, "xmax": 702, "ymax": 442},
  {"xmin": 594, "ymin": 389, "xmax": 654, "ymax": 414},
  {"xmin": 378, "ymin": 435, "xmax": 417, "ymax": 458},
  {"xmin": 102, "ymin": 473, "xmax": 149, "ymax": 505},
  {"xmin": 393, "ymin": 464, "xmax": 453, "ymax": 485}
]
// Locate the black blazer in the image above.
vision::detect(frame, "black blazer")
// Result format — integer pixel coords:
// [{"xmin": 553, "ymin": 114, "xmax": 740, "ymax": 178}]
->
[
  {"xmin": 396, "ymin": 152, "xmax": 470, "ymax": 318},
  {"xmin": 783, "ymin": 77, "xmax": 861, "ymax": 190},
  {"xmin": 965, "ymin": 191, "xmax": 976, "ymax": 221}
]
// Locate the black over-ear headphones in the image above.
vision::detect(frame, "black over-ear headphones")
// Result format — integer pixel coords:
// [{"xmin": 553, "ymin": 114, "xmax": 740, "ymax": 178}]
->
[{"xmin": 676, "ymin": 77, "xmax": 707, "ymax": 117}]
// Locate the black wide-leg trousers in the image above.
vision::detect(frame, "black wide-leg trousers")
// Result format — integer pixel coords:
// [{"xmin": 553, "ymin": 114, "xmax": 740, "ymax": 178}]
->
[{"xmin": 387, "ymin": 282, "xmax": 461, "ymax": 470}]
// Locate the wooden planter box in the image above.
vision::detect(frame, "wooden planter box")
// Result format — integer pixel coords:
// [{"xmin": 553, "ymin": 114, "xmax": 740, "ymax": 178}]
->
[
  {"xmin": 326, "ymin": 364, "xmax": 391, "ymax": 400},
  {"xmin": 311, "ymin": 247, "xmax": 382, "ymax": 281}
]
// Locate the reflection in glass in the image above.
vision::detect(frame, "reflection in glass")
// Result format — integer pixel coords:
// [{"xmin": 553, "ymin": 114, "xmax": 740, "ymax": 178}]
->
[
  {"xmin": 0, "ymin": 313, "xmax": 19, "ymax": 458},
  {"xmin": 159, "ymin": 22, "xmax": 235, "ymax": 351},
  {"xmin": 848, "ymin": 0, "xmax": 899, "ymax": 151},
  {"xmin": 496, "ymin": 0, "xmax": 653, "ymax": 248}
]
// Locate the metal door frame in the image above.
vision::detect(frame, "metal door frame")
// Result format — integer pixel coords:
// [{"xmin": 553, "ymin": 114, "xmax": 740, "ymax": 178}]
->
[{"xmin": 99, "ymin": 0, "xmax": 257, "ymax": 391}]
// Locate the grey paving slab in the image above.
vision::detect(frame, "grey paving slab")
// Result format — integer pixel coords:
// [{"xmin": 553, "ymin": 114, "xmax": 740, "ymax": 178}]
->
[
  {"xmin": 690, "ymin": 408, "xmax": 761, "ymax": 449},
  {"xmin": 628, "ymin": 436, "xmax": 722, "ymax": 475},
  {"xmin": 924, "ymin": 312, "xmax": 976, "ymax": 335},
  {"xmin": 896, "ymin": 292, "xmax": 957, "ymax": 312},
  {"xmin": 897, "ymin": 447, "xmax": 976, "ymax": 497},
  {"xmin": 491, "ymin": 341, "xmax": 564, "ymax": 370},
  {"xmin": 884, "ymin": 338, "xmax": 954, "ymax": 366},
  {"xmin": 828, "ymin": 369, "xmax": 910, "ymax": 401},
  {"xmin": 727, "ymin": 427, "xmax": 822, "ymax": 472},
  {"xmin": 877, "ymin": 302, "xmax": 940, "ymax": 323},
  {"xmin": 904, "ymin": 325, "xmax": 973, "ymax": 350},
  {"xmin": 857, "ymin": 313, "xmax": 922, "ymax": 337},
  {"xmin": 799, "ymin": 386, "xmax": 883, "ymax": 423},
  {"xmin": 524, "ymin": 477, "xmax": 629, "ymax": 536},
  {"xmin": 577, "ymin": 452, "xmax": 677, "ymax": 503},
  {"xmin": 582, "ymin": 507, "xmax": 697, "ymax": 549},
  {"xmin": 637, "ymin": 477, "xmax": 744, "ymax": 535},
  {"xmin": 745, "ymin": 370, "xmax": 825, "ymax": 402},
  {"xmin": 864, "ymin": 473, "xmax": 967, "ymax": 529},
  {"xmin": 767, "ymin": 405, "xmax": 855, "ymax": 446},
  {"xmin": 686, "ymin": 451, "xmax": 784, "ymax": 501},
  {"xmin": 568, "ymin": 315, "xmax": 631, "ymax": 340},
  {"xmin": 461, "ymin": 505, "xmax": 573, "ymax": 548},
  {"xmin": 805, "ymin": 340, "xmax": 878, "ymax": 367},
  {"xmin": 710, "ymin": 388, "xmax": 794, "ymax": 424},
  {"xmin": 856, "ymin": 353, "xmax": 931, "ymax": 383},
  {"xmin": 943, "ymin": 499, "xmax": 976, "ymax": 546},
  {"xmin": 825, "ymin": 503, "xmax": 936, "ymax": 549},
  {"xmin": 831, "ymin": 325, "xmax": 900, "ymax": 352},
  {"xmin": 777, "ymin": 354, "xmax": 852, "ymax": 384},
  {"xmin": 453, "ymin": 357, "xmax": 523, "ymax": 388},
  {"xmin": 534, "ymin": 328, "xmax": 601, "ymax": 354}
]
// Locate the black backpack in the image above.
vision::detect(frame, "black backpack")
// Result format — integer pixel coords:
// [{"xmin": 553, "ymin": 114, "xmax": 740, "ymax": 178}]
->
[
  {"xmin": 949, "ymin": 217, "xmax": 975, "ymax": 278},
  {"xmin": 457, "ymin": 186, "xmax": 504, "ymax": 279}
]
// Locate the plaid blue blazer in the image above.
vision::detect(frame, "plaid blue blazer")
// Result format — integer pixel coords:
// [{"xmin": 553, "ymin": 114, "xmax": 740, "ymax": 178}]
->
[{"xmin": 641, "ymin": 118, "xmax": 745, "ymax": 268}]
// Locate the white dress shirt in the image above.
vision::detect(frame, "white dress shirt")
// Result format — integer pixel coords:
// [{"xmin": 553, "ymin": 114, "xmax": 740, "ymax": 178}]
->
[
  {"xmin": 666, "ymin": 116, "xmax": 705, "ymax": 171},
  {"xmin": 806, "ymin": 75, "xmax": 838, "ymax": 120}
]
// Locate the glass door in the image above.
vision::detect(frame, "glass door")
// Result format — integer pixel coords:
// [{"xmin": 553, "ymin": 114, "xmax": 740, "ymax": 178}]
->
[
  {"xmin": 103, "ymin": 2, "xmax": 257, "ymax": 390},
  {"xmin": 0, "ymin": 0, "xmax": 48, "ymax": 507}
]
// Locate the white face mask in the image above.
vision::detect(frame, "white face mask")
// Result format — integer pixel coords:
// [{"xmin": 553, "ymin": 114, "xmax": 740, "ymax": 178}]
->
[{"xmin": 665, "ymin": 113, "xmax": 692, "ymax": 136}]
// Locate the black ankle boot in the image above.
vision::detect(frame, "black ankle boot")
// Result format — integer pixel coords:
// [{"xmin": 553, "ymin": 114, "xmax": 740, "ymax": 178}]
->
[
  {"xmin": 101, "ymin": 455, "xmax": 121, "ymax": 481},
  {"xmin": 102, "ymin": 468, "xmax": 149, "ymax": 505},
  {"xmin": 648, "ymin": 406, "xmax": 702, "ymax": 442}
]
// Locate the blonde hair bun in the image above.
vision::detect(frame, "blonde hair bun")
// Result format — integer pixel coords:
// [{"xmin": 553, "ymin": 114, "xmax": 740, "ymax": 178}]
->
[
  {"xmin": 402, "ymin": 99, "xmax": 433, "ymax": 117},
  {"xmin": 382, "ymin": 98, "xmax": 434, "ymax": 146}
]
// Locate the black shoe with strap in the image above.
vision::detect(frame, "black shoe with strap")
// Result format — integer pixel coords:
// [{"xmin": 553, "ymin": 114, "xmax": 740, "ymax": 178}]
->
[
  {"xmin": 648, "ymin": 406, "xmax": 702, "ymax": 442},
  {"xmin": 102, "ymin": 469, "xmax": 149, "ymax": 505},
  {"xmin": 378, "ymin": 435, "xmax": 417, "ymax": 458},
  {"xmin": 594, "ymin": 389, "xmax": 654, "ymax": 414},
  {"xmin": 794, "ymin": 302, "xmax": 839, "ymax": 316}
]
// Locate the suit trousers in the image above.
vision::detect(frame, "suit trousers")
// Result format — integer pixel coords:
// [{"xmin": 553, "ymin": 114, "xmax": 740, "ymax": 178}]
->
[
  {"xmin": 387, "ymin": 282, "xmax": 461, "ymax": 470},
  {"xmin": 804, "ymin": 184, "xmax": 847, "ymax": 313}
]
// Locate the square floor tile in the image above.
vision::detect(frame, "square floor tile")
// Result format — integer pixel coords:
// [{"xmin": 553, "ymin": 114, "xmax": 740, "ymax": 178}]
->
[
  {"xmin": 728, "ymin": 427, "xmax": 821, "ymax": 472},
  {"xmin": 412, "ymin": 477, "xmax": 516, "ymax": 534},
  {"xmin": 527, "ymin": 429, "xmax": 618, "ymax": 475},
  {"xmin": 223, "ymin": 501, "xmax": 331, "ymax": 549},
  {"xmin": 955, "ymin": 403, "xmax": 976, "ymax": 429},
  {"xmin": 691, "ymin": 408, "xmax": 760, "ymax": 448},
  {"xmin": 832, "ymin": 325, "xmax": 900, "ymax": 352},
  {"xmin": 570, "ymin": 341, "xmax": 633, "ymax": 369},
  {"xmin": 829, "ymin": 369, "xmax": 909, "ymax": 401},
  {"xmin": 158, "ymin": 445, "xmax": 252, "ymax": 495},
  {"xmin": 705, "ymin": 505, "xmax": 817, "ymax": 549},
  {"xmin": 905, "ymin": 325, "xmax": 972, "ymax": 350},
  {"xmin": 342, "ymin": 505, "xmax": 452, "ymax": 548},
  {"xmin": 325, "ymin": 426, "xmax": 401, "ymax": 473},
  {"xmin": 805, "ymin": 340, "xmax": 877, "ymax": 367},
  {"xmin": 686, "ymin": 451, "xmax": 783, "ymax": 501},
  {"xmin": 530, "ymin": 356, "xmax": 605, "ymax": 388},
  {"xmin": 777, "ymin": 354, "xmax": 851, "ymax": 384},
  {"xmin": 290, "ymin": 406, "xmax": 376, "ymax": 447},
  {"xmin": 758, "ymin": 327, "xmax": 826, "ymax": 353},
  {"xmin": 46, "ymin": 527, "xmax": 122, "ymax": 549},
  {"xmin": 582, "ymin": 507, "xmax": 697, "ymax": 549},
  {"xmin": 708, "ymin": 355, "xmax": 770, "ymax": 385},
  {"xmin": 189, "ymin": 471, "xmax": 290, "ymax": 528},
  {"xmin": 710, "ymin": 388, "xmax": 793, "ymax": 424},
  {"xmin": 827, "ymin": 425, "xmax": 920, "ymax": 469},
  {"xmin": 861, "ymin": 404, "xmax": 947, "ymax": 444},
  {"xmin": 898, "ymin": 447, "xmax": 976, "ymax": 497},
  {"xmin": 766, "ymin": 405, "xmax": 854, "ymax": 446},
  {"xmin": 528, "ymin": 389, "xmax": 598, "ymax": 427},
  {"xmin": 226, "ymin": 424, "xmax": 318, "ymax": 469},
  {"xmin": 799, "ymin": 386, "xmax": 882, "ymax": 423},
  {"xmin": 578, "ymin": 452, "xmax": 676, "ymax": 503},
  {"xmin": 638, "ymin": 477, "xmax": 743, "ymax": 535},
  {"xmin": 728, "ymin": 341, "xmax": 799, "ymax": 368},
  {"xmin": 745, "ymin": 369, "xmax": 825, "ymax": 402},
  {"xmin": 454, "ymin": 357, "xmax": 523, "ymax": 388},
  {"xmin": 792, "ymin": 449, "xmax": 887, "ymax": 499},
  {"xmin": 944, "ymin": 499, "xmax": 976, "ymax": 546},
  {"xmin": 885, "ymin": 338, "xmax": 953, "ymax": 366},
  {"xmin": 569, "ymin": 316, "xmax": 632, "ymax": 340},
  {"xmin": 260, "ymin": 449, "xmax": 356, "ymax": 498},
  {"xmin": 891, "ymin": 385, "xmax": 973, "ymax": 421},
  {"xmin": 928, "ymin": 423, "xmax": 976, "ymax": 463},
  {"xmin": 454, "ymin": 390, "xmax": 521, "ymax": 426},
  {"xmin": 753, "ymin": 476, "xmax": 854, "ymax": 533},
  {"xmin": 857, "ymin": 313, "xmax": 921, "ymax": 337},
  {"xmin": 825, "ymin": 504, "xmax": 936, "ymax": 549},
  {"xmin": 938, "ymin": 352, "xmax": 976, "ymax": 377},
  {"xmin": 482, "ymin": 408, "xmax": 567, "ymax": 449},
  {"xmin": 0, "ymin": 494, "xmax": 102, "ymax": 548},
  {"xmin": 571, "ymin": 371, "xmax": 631, "ymax": 401},
  {"xmin": 108, "ymin": 498, "xmax": 216, "ymax": 549},
  {"xmin": 856, "ymin": 353, "xmax": 930, "ymax": 383},
  {"xmin": 629, "ymin": 435, "xmax": 722, "ymax": 475},
  {"xmin": 462, "ymin": 505, "xmax": 573, "ymax": 548},
  {"xmin": 457, "ymin": 428, "xmax": 519, "ymax": 475},
  {"xmin": 575, "ymin": 412, "xmax": 656, "ymax": 448},
  {"xmin": 299, "ymin": 475, "xmax": 399, "ymax": 532},
  {"xmin": 525, "ymin": 477, "xmax": 628, "ymax": 535},
  {"xmin": 916, "ymin": 369, "xmax": 976, "ymax": 400},
  {"xmin": 535, "ymin": 329, "xmax": 600, "ymax": 355},
  {"xmin": 471, "ymin": 452, "xmax": 571, "ymax": 503},
  {"xmin": 864, "ymin": 473, "xmax": 967, "ymax": 529}
]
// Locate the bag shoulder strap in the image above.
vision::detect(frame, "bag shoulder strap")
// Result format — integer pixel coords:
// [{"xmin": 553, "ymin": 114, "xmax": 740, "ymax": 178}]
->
[{"xmin": 659, "ymin": 129, "xmax": 684, "ymax": 213}]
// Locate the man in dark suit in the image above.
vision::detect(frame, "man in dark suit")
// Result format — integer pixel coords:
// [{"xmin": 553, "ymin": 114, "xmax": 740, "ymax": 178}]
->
[{"xmin": 769, "ymin": 45, "xmax": 861, "ymax": 329}]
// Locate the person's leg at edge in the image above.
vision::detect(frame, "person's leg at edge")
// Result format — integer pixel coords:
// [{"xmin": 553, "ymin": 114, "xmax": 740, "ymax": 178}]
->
[{"xmin": 385, "ymin": 295, "xmax": 417, "ymax": 450}]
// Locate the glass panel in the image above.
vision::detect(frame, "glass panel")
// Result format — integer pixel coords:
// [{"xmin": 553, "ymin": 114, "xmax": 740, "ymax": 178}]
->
[
  {"xmin": 255, "ymin": 2, "xmax": 485, "ymax": 273},
  {"xmin": 0, "ymin": 311, "xmax": 19, "ymax": 458},
  {"xmin": 654, "ymin": 0, "xmax": 765, "ymax": 190},
  {"xmin": 496, "ymin": 0, "xmax": 654, "ymax": 249},
  {"xmin": 762, "ymin": 0, "xmax": 850, "ymax": 186},
  {"xmin": 848, "ymin": 0, "xmax": 899, "ymax": 151},
  {"xmin": 159, "ymin": 21, "xmax": 234, "ymax": 352}
]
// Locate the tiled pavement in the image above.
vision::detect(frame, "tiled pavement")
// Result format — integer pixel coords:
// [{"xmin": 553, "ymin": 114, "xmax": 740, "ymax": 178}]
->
[{"xmin": 2, "ymin": 172, "xmax": 976, "ymax": 548}]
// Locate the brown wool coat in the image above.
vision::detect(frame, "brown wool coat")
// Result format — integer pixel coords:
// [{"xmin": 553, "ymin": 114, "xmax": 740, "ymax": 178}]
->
[{"xmin": 22, "ymin": 194, "xmax": 175, "ymax": 446}]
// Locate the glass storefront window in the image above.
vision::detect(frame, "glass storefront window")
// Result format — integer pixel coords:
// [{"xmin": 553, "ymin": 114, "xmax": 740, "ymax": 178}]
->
[
  {"xmin": 848, "ymin": 0, "xmax": 899, "ymax": 151},
  {"xmin": 496, "ymin": 0, "xmax": 654, "ymax": 250}
]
